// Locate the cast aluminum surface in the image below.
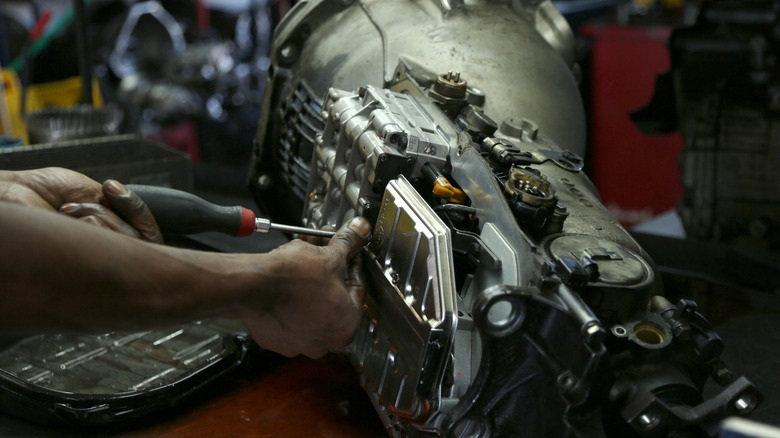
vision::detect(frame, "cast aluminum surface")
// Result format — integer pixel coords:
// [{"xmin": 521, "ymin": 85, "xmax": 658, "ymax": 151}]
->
[
  {"xmin": 262, "ymin": 0, "xmax": 584, "ymax": 154},
  {"xmin": 304, "ymin": 86, "xmax": 453, "ymax": 229},
  {"xmin": 250, "ymin": 0, "xmax": 587, "ymax": 227}
]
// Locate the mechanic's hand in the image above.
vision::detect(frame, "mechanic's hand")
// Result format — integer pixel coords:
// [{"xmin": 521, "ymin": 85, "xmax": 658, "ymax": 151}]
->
[
  {"xmin": 0, "ymin": 168, "xmax": 162, "ymax": 243},
  {"xmin": 241, "ymin": 217, "xmax": 371, "ymax": 358},
  {"xmin": 0, "ymin": 167, "xmax": 103, "ymax": 210},
  {"xmin": 60, "ymin": 180, "xmax": 163, "ymax": 244},
  {"xmin": 299, "ymin": 223, "xmax": 337, "ymax": 246}
]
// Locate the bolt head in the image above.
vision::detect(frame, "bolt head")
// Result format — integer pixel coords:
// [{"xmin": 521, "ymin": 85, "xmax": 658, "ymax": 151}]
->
[{"xmin": 713, "ymin": 367, "xmax": 734, "ymax": 385}]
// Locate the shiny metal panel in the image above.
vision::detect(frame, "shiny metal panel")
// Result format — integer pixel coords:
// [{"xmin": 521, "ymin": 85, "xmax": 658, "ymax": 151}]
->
[{"xmin": 351, "ymin": 176, "xmax": 456, "ymax": 424}]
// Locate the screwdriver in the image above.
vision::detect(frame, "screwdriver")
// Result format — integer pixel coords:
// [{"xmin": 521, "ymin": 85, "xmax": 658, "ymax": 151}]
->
[{"xmin": 125, "ymin": 185, "xmax": 336, "ymax": 239}]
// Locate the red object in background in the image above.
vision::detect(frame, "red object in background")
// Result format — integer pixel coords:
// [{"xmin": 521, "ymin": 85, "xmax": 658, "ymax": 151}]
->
[
  {"xmin": 147, "ymin": 120, "xmax": 201, "ymax": 162},
  {"xmin": 581, "ymin": 25, "xmax": 685, "ymax": 227},
  {"xmin": 29, "ymin": 10, "xmax": 52, "ymax": 41},
  {"xmin": 195, "ymin": 0, "xmax": 210, "ymax": 35}
]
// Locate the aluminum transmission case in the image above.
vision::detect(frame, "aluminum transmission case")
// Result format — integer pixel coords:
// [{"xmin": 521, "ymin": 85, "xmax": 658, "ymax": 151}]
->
[
  {"xmin": 249, "ymin": 0, "xmax": 586, "ymax": 226},
  {"xmin": 249, "ymin": 1, "xmax": 762, "ymax": 436}
]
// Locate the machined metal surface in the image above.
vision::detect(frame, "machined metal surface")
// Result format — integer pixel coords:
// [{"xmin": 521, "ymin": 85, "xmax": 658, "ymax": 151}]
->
[
  {"xmin": 304, "ymin": 85, "xmax": 453, "ymax": 229},
  {"xmin": 254, "ymin": 217, "xmax": 336, "ymax": 238},
  {"xmin": 350, "ymin": 176, "xmax": 456, "ymax": 427}
]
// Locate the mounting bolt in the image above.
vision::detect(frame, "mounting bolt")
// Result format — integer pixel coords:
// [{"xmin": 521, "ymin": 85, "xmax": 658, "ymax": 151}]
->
[
  {"xmin": 584, "ymin": 322, "xmax": 606, "ymax": 346},
  {"xmin": 671, "ymin": 322, "xmax": 692, "ymax": 342},
  {"xmin": 709, "ymin": 359, "xmax": 734, "ymax": 386}
]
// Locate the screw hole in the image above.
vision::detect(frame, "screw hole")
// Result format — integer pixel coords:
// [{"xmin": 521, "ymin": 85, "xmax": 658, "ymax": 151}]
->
[
  {"xmin": 484, "ymin": 299, "xmax": 524, "ymax": 337},
  {"xmin": 735, "ymin": 394, "xmax": 756, "ymax": 413},
  {"xmin": 487, "ymin": 301, "xmax": 512, "ymax": 328},
  {"xmin": 612, "ymin": 325, "xmax": 627, "ymax": 337},
  {"xmin": 637, "ymin": 411, "xmax": 659, "ymax": 430}
]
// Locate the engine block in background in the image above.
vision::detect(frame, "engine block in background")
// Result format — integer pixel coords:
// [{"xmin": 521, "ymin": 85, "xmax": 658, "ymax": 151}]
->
[{"xmin": 249, "ymin": 0, "xmax": 762, "ymax": 436}]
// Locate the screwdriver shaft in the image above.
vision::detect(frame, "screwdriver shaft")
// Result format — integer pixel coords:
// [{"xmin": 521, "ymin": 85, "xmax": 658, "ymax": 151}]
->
[
  {"xmin": 254, "ymin": 218, "xmax": 336, "ymax": 238},
  {"xmin": 271, "ymin": 223, "xmax": 336, "ymax": 238}
]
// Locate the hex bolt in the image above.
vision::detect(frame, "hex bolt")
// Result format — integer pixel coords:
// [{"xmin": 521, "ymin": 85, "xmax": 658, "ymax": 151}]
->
[
  {"xmin": 583, "ymin": 322, "xmax": 606, "ymax": 346},
  {"xmin": 649, "ymin": 296, "xmax": 692, "ymax": 341},
  {"xmin": 709, "ymin": 359, "xmax": 734, "ymax": 386},
  {"xmin": 713, "ymin": 367, "xmax": 734, "ymax": 386}
]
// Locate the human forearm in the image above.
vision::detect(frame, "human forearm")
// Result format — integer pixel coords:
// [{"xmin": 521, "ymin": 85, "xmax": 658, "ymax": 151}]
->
[
  {"xmin": 0, "ymin": 201, "xmax": 371, "ymax": 357},
  {"xmin": 0, "ymin": 168, "xmax": 163, "ymax": 242},
  {"xmin": 0, "ymin": 202, "xmax": 255, "ymax": 333}
]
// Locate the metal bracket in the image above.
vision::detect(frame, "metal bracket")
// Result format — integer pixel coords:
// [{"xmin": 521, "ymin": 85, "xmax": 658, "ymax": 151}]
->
[
  {"xmin": 444, "ymin": 285, "xmax": 605, "ymax": 438},
  {"xmin": 481, "ymin": 138, "xmax": 584, "ymax": 172},
  {"xmin": 451, "ymin": 228, "xmax": 502, "ymax": 271},
  {"xmin": 621, "ymin": 377, "xmax": 762, "ymax": 436}
]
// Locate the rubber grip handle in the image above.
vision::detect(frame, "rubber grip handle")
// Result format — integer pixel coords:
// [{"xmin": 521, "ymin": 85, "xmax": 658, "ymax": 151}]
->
[{"xmin": 127, "ymin": 185, "xmax": 256, "ymax": 237}]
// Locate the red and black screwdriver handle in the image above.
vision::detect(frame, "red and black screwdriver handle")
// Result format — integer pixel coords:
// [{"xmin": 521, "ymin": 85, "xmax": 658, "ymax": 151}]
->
[{"xmin": 125, "ymin": 185, "xmax": 257, "ymax": 237}]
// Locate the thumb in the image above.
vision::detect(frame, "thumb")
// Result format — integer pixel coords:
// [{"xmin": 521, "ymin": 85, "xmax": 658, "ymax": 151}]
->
[
  {"xmin": 326, "ymin": 217, "xmax": 372, "ymax": 260},
  {"xmin": 102, "ymin": 180, "xmax": 164, "ymax": 244}
]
